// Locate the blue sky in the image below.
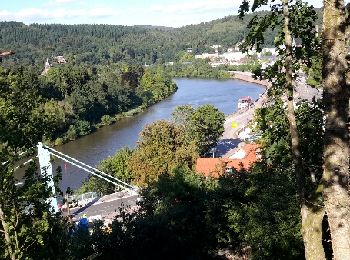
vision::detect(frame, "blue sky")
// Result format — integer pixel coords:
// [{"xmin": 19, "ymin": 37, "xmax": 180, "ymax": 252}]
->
[{"xmin": 0, "ymin": 0, "xmax": 324, "ymax": 27}]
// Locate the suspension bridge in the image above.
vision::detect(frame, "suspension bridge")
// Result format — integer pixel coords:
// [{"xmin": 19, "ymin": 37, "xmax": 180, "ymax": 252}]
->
[{"xmin": 26, "ymin": 142, "xmax": 139, "ymax": 221}]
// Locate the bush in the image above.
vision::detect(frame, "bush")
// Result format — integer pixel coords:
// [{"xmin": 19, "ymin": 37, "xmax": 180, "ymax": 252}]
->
[
  {"xmin": 101, "ymin": 115, "xmax": 114, "ymax": 125},
  {"xmin": 66, "ymin": 125, "xmax": 77, "ymax": 140},
  {"xmin": 75, "ymin": 120, "xmax": 93, "ymax": 136}
]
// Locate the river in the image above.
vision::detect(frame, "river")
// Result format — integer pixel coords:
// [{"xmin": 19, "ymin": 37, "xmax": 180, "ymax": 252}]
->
[{"xmin": 55, "ymin": 78, "xmax": 264, "ymax": 190}]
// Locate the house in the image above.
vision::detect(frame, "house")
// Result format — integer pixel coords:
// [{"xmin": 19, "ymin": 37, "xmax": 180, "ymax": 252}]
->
[
  {"xmin": 220, "ymin": 52, "xmax": 247, "ymax": 62},
  {"xmin": 195, "ymin": 143, "xmax": 261, "ymax": 178},
  {"xmin": 195, "ymin": 53, "xmax": 219, "ymax": 61},
  {"xmin": 0, "ymin": 50, "xmax": 15, "ymax": 57},
  {"xmin": 55, "ymin": 55, "xmax": 67, "ymax": 64},
  {"xmin": 237, "ymin": 96, "xmax": 253, "ymax": 110},
  {"xmin": 0, "ymin": 50, "xmax": 15, "ymax": 62}
]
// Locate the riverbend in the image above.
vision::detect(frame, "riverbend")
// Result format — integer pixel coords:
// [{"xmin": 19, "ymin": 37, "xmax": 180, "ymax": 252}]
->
[{"xmin": 55, "ymin": 78, "xmax": 264, "ymax": 190}]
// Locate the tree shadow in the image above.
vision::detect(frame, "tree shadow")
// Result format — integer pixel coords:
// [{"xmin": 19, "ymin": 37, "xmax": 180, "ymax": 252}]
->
[
  {"xmin": 215, "ymin": 138, "xmax": 241, "ymax": 157},
  {"xmin": 71, "ymin": 197, "xmax": 100, "ymax": 217}
]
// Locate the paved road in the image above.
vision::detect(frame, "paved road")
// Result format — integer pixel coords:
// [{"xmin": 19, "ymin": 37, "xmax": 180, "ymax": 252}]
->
[
  {"xmin": 70, "ymin": 194, "xmax": 139, "ymax": 220},
  {"xmin": 216, "ymin": 82, "xmax": 322, "ymax": 158}
]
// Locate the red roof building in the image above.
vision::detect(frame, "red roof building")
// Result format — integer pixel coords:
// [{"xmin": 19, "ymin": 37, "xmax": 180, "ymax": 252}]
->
[{"xmin": 195, "ymin": 143, "xmax": 261, "ymax": 178}]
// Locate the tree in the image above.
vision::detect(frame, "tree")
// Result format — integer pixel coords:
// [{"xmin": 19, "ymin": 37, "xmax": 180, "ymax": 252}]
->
[
  {"xmin": 239, "ymin": 0, "xmax": 326, "ymax": 258},
  {"xmin": 321, "ymin": 0, "xmax": 350, "ymax": 258},
  {"xmin": 0, "ymin": 66, "xmax": 65, "ymax": 259},
  {"xmin": 78, "ymin": 147, "xmax": 133, "ymax": 195},
  {"xmin": 128, "ymin": 120, "xmax": 198, "ymax": 186},
  {"xmin": 177, "ymin": 104, "xmax": 225, "ymax": 156},
  {"xmin": 140, "ymin": 66, "xmax": 177, "ymax": 104},
  {"xmin": 189, "ymin": 105, "xmax": 225, "ymax": 155},
  {"xmin": 171, "ymin": 105, "xmax": 194, "ymax": 128}
]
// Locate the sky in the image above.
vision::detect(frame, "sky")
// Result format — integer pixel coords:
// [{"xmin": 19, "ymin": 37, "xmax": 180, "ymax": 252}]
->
[{"xmin": 0, "ymin": 0, "xmax": 325, "ymax": 28}]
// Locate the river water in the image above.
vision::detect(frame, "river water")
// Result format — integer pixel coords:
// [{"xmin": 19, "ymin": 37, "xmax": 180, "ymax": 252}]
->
[{"xmin": 55, "ymin": 78, "xmax": 264, "ymax": 190}]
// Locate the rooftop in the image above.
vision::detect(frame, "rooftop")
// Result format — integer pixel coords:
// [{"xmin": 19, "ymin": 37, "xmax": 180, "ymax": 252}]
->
[{"xmin": 195, "ymin": 143, "xmax": 260, "ymax": 178}]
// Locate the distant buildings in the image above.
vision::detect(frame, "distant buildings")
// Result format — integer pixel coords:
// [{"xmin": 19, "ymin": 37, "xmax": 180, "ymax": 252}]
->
[
  {"xmin": 41, "ymin": 55, "xmax": 67, "ymax": 75},
  {"xmin": 195, "ymin": 53, "xmax": 219, "ymax": 60},
  {"xmin": 194, "ymin": 46, "xmax": 277, "ymax": 67},
  {"xmin": 0, "ymin": 50, "xmax": 15, "ymax": 62},
  {"xmin": 211, "ymin": 45, "xmax": 222, "ymax": 53},
  {"xmin": 55, "ymin": 55, "xmax": 67, "ymax": 64}
]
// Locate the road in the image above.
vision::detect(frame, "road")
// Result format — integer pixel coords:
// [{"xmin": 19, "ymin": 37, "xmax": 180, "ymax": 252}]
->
[
  {"xmin": 216, "ymin": 81, "xmax": 322, "ymax": 158},
  {"xmin": 69, "ymin": 193, "xmax": 139, "ymax": 221}
]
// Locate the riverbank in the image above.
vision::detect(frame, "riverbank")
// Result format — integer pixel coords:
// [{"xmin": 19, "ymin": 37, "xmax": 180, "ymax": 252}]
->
[
  {"xmin": 216, "ymin": 89, "xmax": 267, "ymax": 158},
  {"xmin": 51, "ymin": 88, "xmax": 178, "ymax": 147},
  {"xmin": 55, "ymin": 78, "xmax": 264, "ymax": 191},
  {"xmin": 229, "ymin": 71, "xmax": 270, "ymax": 87},
  {"xmin": 217, "ymin": 76, "xmax": 322, "ymax": 158}
]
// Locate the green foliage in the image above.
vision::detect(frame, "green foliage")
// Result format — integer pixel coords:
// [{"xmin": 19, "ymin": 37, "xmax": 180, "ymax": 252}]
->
[
  {"xmin": 163, "ymin": 60, "xmax": 230, "ymax": 79},
  {"xmin": 0, "ymin": 16, "xmax": 264, "ymax": 67},
  {"xmin": 0, "ymin": 9, "xmax": 323, "ymax": 68},
  {"xmin": 72, "ymin": 167, "xmax": 304, "ymax": 259},
  {"xmin": 128, "ymin": 120, "xmax": 198, "ymax": 186},
  {"xmin": 0, "ymin": 66, "xmax": 54, "ymax": 148},
  {"xmin": 240, "ymin": 164, "xmax": 303, "ymax": 259},
  {"xmin": 78, "ymin": 147, "xmax": 133, "ymax": 195},
  {"xmin": 100, "ymin": 115, "xmax": 115, "ymax": 126},
  {"xmin": 240, "ymin": 0, "xmax": 320, "ymax": 96},
  {"xmin": 0, "ymin": 63, "xmax": 177, "ymax": 145},
  {"xmin": 140, "ymin": 66, "xmax": 178, "ymax": 104},
  {"xmin": 171, "ymin": 105, "xmax": 195, "ymax": 127},
  {"xmin": 0, "ymin": 65, "xmax": 71, "ymax": 259},
  {"xmin": 305, "ymin": 54, "xmax": 322, "ymax": 88},
  {"xmin": 179, "ymin": 104, "xmax": 225, "ymax": 155},
  {"xmin": 177, "ymin": 51, "xmax": 195, "ymax": 62}
]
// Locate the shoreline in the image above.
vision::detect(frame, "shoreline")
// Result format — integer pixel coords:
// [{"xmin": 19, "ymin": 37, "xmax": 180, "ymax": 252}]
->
[
  {"xmin": 228, "ymin": 71, "xmax": 270, "ymax": 87},
  {"xmin": 217, "ymin": 72, "xmax": 268, "ymax": 158}
]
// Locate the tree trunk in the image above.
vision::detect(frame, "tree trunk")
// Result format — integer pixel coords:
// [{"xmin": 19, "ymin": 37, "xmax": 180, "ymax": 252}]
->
[
  {"xmin": 0, "ymin": 204, "xmax": 16, "ymax": 260},
  {"xmin": 301, "ymin": 206, "xmax": 326, "ymax": 260},
  {"xmin": 283, "ymin": 1, "xmax": 326, "ymax": 259},
  {"xmin": 322, "ymin": 0, "xmax": 350, "ymax": 259}
]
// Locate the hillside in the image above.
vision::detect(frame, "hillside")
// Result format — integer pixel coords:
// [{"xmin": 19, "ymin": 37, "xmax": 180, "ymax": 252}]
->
[{"xmin": 0, "ymin": 9, "xmax": 322, "ymax": 67}]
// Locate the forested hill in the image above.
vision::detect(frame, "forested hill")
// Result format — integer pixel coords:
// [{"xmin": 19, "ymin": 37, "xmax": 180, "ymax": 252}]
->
[{"xmin": 0, "ymin": 9, "xmax": 322, "ymax": 67}]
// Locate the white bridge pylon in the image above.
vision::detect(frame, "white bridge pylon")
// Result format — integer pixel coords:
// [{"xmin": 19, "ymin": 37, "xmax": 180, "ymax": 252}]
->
[{"xmin": 37, "ymin": 142, "xmax": 138, "ymax": 212}]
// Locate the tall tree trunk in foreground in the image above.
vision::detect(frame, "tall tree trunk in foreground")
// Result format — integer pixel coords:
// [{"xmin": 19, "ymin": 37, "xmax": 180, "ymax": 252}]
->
[
  {"xmin": 0, "ymin": 203, "xmax": 16, "ymax": 260},
  {"xmin": 322, "ymin": 0, "xmax": 350, "ymax": 258},
  {"xmin": 283, "ymin": 1, "xmax": 326, "ymax": 259}
]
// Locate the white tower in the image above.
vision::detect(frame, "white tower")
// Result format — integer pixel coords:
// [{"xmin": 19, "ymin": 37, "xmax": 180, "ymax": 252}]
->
[{"xmin": 37, "ymin": 142, "xmax": 59, "ymax": 213}]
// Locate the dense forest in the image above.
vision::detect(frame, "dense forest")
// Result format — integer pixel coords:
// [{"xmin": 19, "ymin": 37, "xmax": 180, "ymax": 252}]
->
[
  {"xmin": 0, "ymin": 63, "xmax": 177, "ymax": 145},
  {"xmin": 0, "ymin": 9, "xmax": 322, "ymax": 67}
]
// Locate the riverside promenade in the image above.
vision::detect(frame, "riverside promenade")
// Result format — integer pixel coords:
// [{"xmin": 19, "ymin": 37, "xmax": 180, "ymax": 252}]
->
[{"xmin": 215, "ymin": 72, "xmax": 322, "ymax": 158}]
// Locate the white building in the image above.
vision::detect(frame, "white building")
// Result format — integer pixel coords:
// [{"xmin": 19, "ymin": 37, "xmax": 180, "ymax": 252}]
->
[
  {"xmin": 220, "ymin": 52, "xmax": 247, "ymax": 62},
  {"xmin": 195, "ymin": 53, "xmax": 219, "ymax": 60},
  {"xmin": 55, "ymin": 55, "xmax": 67, "ymax": 64}
]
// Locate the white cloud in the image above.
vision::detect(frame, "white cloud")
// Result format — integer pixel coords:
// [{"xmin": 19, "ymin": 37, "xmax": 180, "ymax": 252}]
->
[
  {"xmin": 53, "ymin": 0, "xmax": 79, "ymax": 3},
  {"xmin": 149, "ymin": 0, "xmax": 240, "ymax": 14},
  {"xmin": 0, "ymin": 7, "xmax": 119, "ymax": 23}
]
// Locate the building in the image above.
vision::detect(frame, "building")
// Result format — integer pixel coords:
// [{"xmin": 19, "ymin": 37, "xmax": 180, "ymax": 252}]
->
[
  {"xmin": 237, "ymin": 96, "xmax": 253, "ymax": 110},
  {"xmin": 55, "ymin": 55, "xmax": 67, "ymax": 64},
  {"xmin": 0, "ymin": 50, "xmax": 15, "ymax": 62},
  {"xmin": 220, "ymin": 52, "xmax": 247, "ymax": 63},
  {"xmin": 195, "ymin": 53, "xmax": 219, "ymax": 61},
  {"xmin": 41, "ymin": 58, "xmax": 51, "ymax": 75},
  {"xmin": 195, "ymin": 143, "xmax": 261, "ymax": 178}
]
